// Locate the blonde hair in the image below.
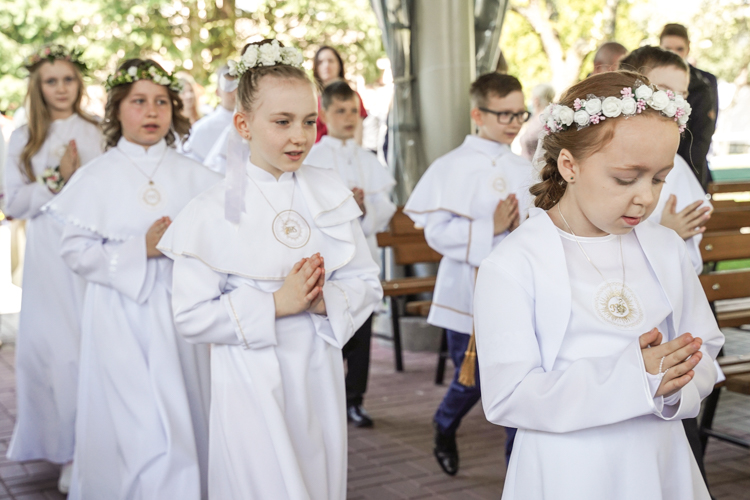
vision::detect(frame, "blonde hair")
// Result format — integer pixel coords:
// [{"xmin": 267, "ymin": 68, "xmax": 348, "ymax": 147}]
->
[{"xmin": 20, "ymin": 60, "xmax": 96, "ymax": 182}]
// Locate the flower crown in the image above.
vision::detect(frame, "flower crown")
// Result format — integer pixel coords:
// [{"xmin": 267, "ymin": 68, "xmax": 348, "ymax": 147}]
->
[
  {"xmin": 540, "ymin": 83, "xmax": 692, "ymax": 135},
  {"xmin": 227, "ymin": 40, "xmax": 304, "ymax": 78},
  {"xmin": 23, "ymin": 44, "xmax": 87, "ymax": 74},
  {"xmin": 105, "ymin": 62, "xmax": 183, "ymax": 92}
]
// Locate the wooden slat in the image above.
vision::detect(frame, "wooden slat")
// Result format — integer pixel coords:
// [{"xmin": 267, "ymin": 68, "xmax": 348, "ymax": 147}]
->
[
  {"xmin": 699, "ymin": 270, "xmax": 750, "ymax": 302},
  {"xmin": 704, "ymin": 208, "xmax": 750, "ymax": 232},
  {"xmin": 726, "ymin": 373, "xmax": 750, "ymax": 395},
  {"xmin": 720, "ymin": 362, "xmax": 750, "ymax": 378},
  {"xmin": 381, "ymin": 276, "xmax": 437, "ymax": 297},
  {"xmin": 700, "ymin": 232, "xmax": 750, "ymax": 263},
  {"xmin": 718, "ymin": 353, "xmax": 750, "ymax": 367},
  {"xmin": 390, "ymin": 208, "xmax": 422, "ymax": 236},
  {"xmin": 709, "ymin": 182, "xmax": 750, "ymax": 195},
  {"xmin": 405, "ymin": 300, "xmax": 432, "ymax": 317},
  {"xmin": 717, "ymin": 309, "xmax": 750, "ymax": 329}
]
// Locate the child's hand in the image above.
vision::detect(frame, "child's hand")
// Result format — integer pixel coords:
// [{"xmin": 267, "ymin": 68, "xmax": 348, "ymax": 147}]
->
[
  {"xmin": 308, "ymin": 255, "xmax": 326, "ymax": 315},
  {"xmin": 659, "ymin": 195, "xmax": 711, "ymax": 240},
  {"xmin": 493, "ymin": 194, "xmax": 518, "ymax": 235},
  {"xmin": 274, "ymin": 254, "xmax": 324, "ymax": 318},
  {"xmin": 60, "ymin": 140, "xmax": 81, "ymax": 182},
  {"xmin": 352, "ymin": 188, "xmax": 366, "ymax": 216},
  {"xmin": 146, "ymin": 217, "xmax": 171, "ymax": 258},
  {"xmin": 639, "ymin": 328, "xmax": 704, "ymax": 398}
]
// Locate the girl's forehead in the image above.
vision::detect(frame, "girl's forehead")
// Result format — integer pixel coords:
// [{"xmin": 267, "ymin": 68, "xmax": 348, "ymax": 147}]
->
[
  {"xmin": 39, "ymin": 60, "xmax": 76, "ymax": 77},
  {"xmin": 255, "ymin": 78, "xmax": 316, "ymax": 111},
  {"xmin": 128, "ymin": 79, "xmax": 170, "ymax": 97}
]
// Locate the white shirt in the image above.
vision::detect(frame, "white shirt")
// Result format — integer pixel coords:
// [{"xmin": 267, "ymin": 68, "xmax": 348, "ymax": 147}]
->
[
  {"xmin": 183, "ymin": 106, "xmax": 233, "ymax": 163},
  {"xmin": 306, "ymin": 135, "xmax": 396, "ymax": 263},
  {"xmin": 404, "ymin": 135, "xmax": 534, "ymax": 334}
]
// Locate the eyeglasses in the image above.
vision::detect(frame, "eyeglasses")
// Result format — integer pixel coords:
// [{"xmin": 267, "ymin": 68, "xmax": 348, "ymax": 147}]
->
[{"xmin": 479, "ymin": 108, "xmax": 531, "ymax": 125}]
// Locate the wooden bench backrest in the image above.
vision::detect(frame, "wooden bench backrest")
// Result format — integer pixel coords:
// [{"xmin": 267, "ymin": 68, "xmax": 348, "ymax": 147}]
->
[
  {"xmin": 376, "ymin": 208, "xmax": 442, "ymax": 266},
  {"xmin": 708, "ymin": 182, "xmax": 750, "ymax": 211},
  {"xmin": 704, "ymin": 208, "xmax": 750, "ymax": 232},
  {"xmin": 700, "ymin": 232, "xmax": 750, "ymax": 263},
  {"xmin": 700, "ymin": 269, "xmax": 750, "ymax": 302},
  {"xmin": 709, "ymin": 182, "xmax": 750, "ymax": 195}
]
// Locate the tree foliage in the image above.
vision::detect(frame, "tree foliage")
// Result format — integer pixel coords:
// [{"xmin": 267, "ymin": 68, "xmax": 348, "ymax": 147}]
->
[{"xmin": 0, "ymin": 0, "xmax": 384, "ymax": 114}]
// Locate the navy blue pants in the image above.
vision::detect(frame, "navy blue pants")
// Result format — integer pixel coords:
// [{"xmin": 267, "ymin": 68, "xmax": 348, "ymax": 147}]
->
[{"xmin": 434, "ymin": 329, "xmax": 516, "ymax": 465}]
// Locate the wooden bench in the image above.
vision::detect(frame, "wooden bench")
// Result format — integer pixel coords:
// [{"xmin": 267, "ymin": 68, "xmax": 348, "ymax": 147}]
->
[
  {"xmin": 376, "ymin": 208, "xmax": 449, "ymax": 383},
  {"xmin": 698, "ymin": 200, "xmax": 750, "ymax": 450}
]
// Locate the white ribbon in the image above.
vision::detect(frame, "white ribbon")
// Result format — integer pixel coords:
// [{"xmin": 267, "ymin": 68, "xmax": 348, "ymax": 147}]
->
[{"xmin": 219, "ymin": 73, "xmax": 239, "ymax": 93}]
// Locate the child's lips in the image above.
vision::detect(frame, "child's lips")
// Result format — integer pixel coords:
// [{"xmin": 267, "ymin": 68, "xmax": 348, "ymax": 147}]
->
[
  {"xmin": 622, "ymin": 215, "xmax": 641, "ymax": 226},
  {"xmin": 143, "ymin": 124, "xmax": 160, "ymax": 132},
  {"xmin": 285, "ymin": 151, "xmax": 303, "ymax": 160}
]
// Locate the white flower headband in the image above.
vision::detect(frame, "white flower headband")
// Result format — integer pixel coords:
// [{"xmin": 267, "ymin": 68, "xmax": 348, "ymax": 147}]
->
[
  {"xmin": 105, "ymin": 62, "xmax": 183, "ymax": 92},
  {"xmin": 227, "ymin": 40, "xmax": 304, "ymax": 78},
  {"xmin": 539, "ymin": 82, "xmax": 692, "ymax": 135}
]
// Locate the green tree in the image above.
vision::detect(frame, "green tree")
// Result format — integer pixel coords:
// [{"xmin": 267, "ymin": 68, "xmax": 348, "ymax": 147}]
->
[
  {"xmin": 0, "ymin": 0, "xmax": 384, "ymax": 114},
  {"xmin": 501, "ymin": 0, "xmax": 648, "ymax": 94},
  {"xmin": 690, "ymin": 0, "xmax": 750, "ymax": 85}
]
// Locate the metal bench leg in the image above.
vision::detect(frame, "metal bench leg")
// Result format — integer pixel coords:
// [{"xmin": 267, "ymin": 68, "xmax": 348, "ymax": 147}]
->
[
  {"xmin": 435, "ymin": 329, "xmax": 448, "ymax": 385},
  {"xmin": 390, "ymin": 296, "xmax": 404, "ymax": 372}
]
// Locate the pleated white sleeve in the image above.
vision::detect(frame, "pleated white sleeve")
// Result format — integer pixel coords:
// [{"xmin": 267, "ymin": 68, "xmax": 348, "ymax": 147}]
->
[{"xmin": 60, "ymin": 224, "xmax": 156, "ymax": 304}]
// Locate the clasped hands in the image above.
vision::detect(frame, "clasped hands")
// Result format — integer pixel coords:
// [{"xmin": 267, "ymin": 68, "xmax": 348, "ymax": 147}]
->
[
  {"xmin": 640, "ymin": 328, "xmax": 703, "ymax": 398},
  {"xmin": 274, "ymin": 253, "xmax": 326, "ymax": 317}
]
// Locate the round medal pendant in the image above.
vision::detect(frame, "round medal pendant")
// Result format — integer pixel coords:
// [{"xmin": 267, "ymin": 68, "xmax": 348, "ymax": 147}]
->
[
  {"xmin": 272, "ymin": 210, "xmax": 311, "ymax": 248},
  {"xmin": 594, "ymin": 281, "xmax": 643, "ymax": 329},
  {"xmin": 491, "ymin": 176, "xmax": 507, "ymax": 194},
  {"xmin": 138, "ymin": 182, "xmax": 165, "ymax": 210}
]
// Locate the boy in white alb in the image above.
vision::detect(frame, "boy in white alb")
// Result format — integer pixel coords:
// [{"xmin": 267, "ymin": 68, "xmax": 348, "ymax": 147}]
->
[
  {"xmin": 404, "ymin": 73, "xmax": 533, "ymax": 476},
  {"xmin": 183, "ymin": 65, "xmax": 237, "ymax": 163},
  {"xmin": 306, "ymin": 81, "xmax": 396, "ymax": 427}
]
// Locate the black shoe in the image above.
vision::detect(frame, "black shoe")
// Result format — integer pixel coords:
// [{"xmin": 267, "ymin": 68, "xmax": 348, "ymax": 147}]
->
[
  {"xmin": 433, "ymin": 423, "xmax": 459, "ymax": 476},
  {"xmin": 347, "ymin": 404, "xmax": 374, "ymax": 428}
]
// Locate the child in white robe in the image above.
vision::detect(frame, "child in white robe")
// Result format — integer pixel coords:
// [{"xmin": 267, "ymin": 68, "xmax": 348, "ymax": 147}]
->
[
  {"xmin": 4, "ymin": 45, "xmax": 102, "ymax": 493},
  {"xmin": 43, "ymin": 59, "xmax": 221, "ymax": 500},
  {"xmin": 404, "ymin": 73, "xmax": 533, "ymax": 475},
  {"xmin": 474, "ymin": 71, "xmax": 724, "ymax": 500},
  {"xmin": 620, "ymin": 46, "xmax": 712, "ymax": 274},
  {"xmin": 306, "ymin": 80, "xmax": 396, "ymax": 427},
  {"xmin": 183, "ymin": 65, "xmax": 237, "ymax": 163},
  {"xmin": 157, "ymin": 40, "xmax": 382, "ymax": 500}
]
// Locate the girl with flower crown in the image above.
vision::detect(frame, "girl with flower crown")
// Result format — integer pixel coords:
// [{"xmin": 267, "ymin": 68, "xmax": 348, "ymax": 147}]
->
[
  {"xmin": 619, "ymin": 46, "xmax": 712, "ymax": 274},
  {"xmin": 473, "ymin": 71, "xmax": 723, "ymax": 499},
  {"xmin": 43, "ymin": 58, "xmax": 221, "ymax": 499},
  {"xmin": 4, "ymin": 44, "xmax": 102, "ymax": 493},
  {"xmin": 157, "ymin": 40, "xmax": 382, "ymax": 500}
]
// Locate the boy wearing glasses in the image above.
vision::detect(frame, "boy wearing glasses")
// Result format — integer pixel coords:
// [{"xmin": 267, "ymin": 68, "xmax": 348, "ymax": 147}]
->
[{"xmin": 404, "ymin": 73, "xmax": 532, "ymax": 476}]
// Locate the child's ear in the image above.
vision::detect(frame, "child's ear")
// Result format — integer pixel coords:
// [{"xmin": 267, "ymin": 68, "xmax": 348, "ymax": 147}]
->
[
  {"xmin": 470, "ymin": 107, "xmax": 483, "ymax": 128},
  {"xmin": 557, "ymin": 148, "xmax": 578, "ymax": 182},
  {"xmin": 234, "ymin": 111, "xmax": 251, "ymax": 141},
  {"xmin": 318, "ymin": 107, "xmax": 328, "ymax": 125}
]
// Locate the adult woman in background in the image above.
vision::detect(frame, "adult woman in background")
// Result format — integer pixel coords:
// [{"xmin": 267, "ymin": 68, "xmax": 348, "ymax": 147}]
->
[{"xmin": 313, "ymin": 45, "xmax": 368, "ymax": 144}]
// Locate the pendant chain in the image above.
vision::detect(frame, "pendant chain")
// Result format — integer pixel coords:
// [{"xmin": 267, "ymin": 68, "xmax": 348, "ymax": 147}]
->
[
  {"xmin": 472, "ymin": 147, "xmax": 505, "ymax": 166},
  {"xmin": 329, "ymin": 141, "xmax": 365, "ymax": 189},
  {"xmin": 248, "ymin": 173, "xmax": 296, "ymax": 226},
  {"xmin": 557, "ymin": 204, "xmax": 626, "ymax": 296},
  {"xmin": 117, "ymin": 147, "xmax": 167, "ymax": 185}
]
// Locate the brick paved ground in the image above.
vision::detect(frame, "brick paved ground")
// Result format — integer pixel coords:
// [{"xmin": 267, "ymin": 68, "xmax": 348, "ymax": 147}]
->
[{"xmin": 1, "ymin": 313, "xmax": 749, "ymax": 499}]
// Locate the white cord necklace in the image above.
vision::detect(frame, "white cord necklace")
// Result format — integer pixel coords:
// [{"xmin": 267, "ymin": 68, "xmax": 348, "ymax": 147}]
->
[
  {"xmin": 329, "ymin": 140, "xmax": 365, "ymax": 189},
  {"xmin": 117, "ymin": 146, "xmax": 168, "ymax": 207},
  {"xmin": 557, "ymin": 204, "xmax": 626, "ymax": 301},
  {"xmin": 472, "ymin": 147, "xmax": 505, "ymax": 166},
  {"xmin": 248, "ymin": 172, "xmax": 311, "ymax": 249}
]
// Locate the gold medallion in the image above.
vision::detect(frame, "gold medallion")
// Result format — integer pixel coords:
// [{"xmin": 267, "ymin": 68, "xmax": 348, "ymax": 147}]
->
[
  {"xmin": 594, "ymin": 281, "xmax": 643, "ymax": 329},
  {"xmin": 491, "ymin": 176, "xmax": 507, "ymax": 194},
  {"xmin": 272, "ymin": 210, "xmax": 310, "ymax": 248},
  {"xmin": 138, "ymin": 182, "xmax": 165, "ymax": 209}
]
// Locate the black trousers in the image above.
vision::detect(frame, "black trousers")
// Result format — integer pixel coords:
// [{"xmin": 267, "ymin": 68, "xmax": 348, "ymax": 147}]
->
[
  {"xmin": 343, "ymin": 315, "xmax": 373, "ymax": 407},
  {"xmin": 683, "ymin": 417, "xmax": 710, "ymax": 488}
]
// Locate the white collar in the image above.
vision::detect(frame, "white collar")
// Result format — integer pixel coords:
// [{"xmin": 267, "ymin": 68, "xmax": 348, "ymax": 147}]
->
[
  {"xmin": 462, "ymin": 135, "xmax": 509, "ymax": 157},
  {"xmin": 319, "ymin": 135, "xmax": 357, "ymax": 151},
  {"xmin": 246, "ymin": 160, "xmax": 295, "ymax": 184},
  {"xmin": 117, "ymin": 137, "xmax": 168, "ymax": 160}
]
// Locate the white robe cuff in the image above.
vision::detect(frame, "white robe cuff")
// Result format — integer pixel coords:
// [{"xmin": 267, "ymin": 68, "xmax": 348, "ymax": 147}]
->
[
  {"xmin": 314, "ymin": 281, "xmax": 356, "ymax": 349},
  {"xmin": 222, "ymin": 285, "xmax": 277, "ymax": 349}
]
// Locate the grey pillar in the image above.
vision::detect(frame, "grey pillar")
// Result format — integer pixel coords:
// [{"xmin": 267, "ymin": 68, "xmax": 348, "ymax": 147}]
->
[{"xmin": 414, "ymin": 0, "xmax": 475, "ymax": 165}]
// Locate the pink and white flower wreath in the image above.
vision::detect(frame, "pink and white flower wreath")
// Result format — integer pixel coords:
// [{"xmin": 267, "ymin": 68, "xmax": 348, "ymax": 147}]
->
[{"xmin": 539, "ymin": 82, "xmax": 692, "ymax": 135}]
